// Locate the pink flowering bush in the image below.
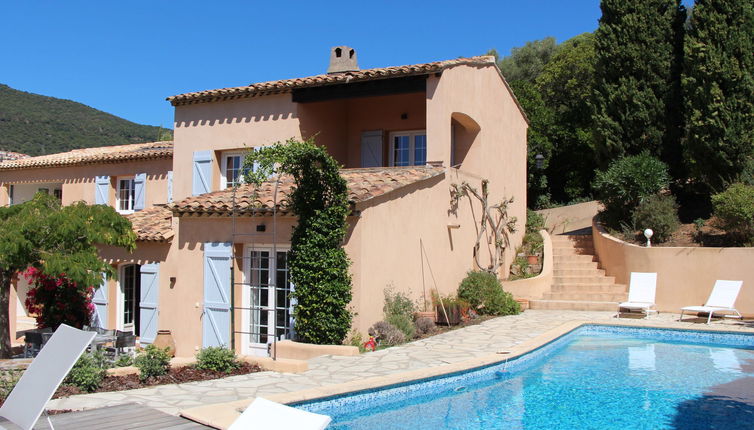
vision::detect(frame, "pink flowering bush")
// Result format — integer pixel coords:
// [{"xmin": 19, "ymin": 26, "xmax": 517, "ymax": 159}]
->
[{"xmin": 24, "ymin": 267, "xmax": 95, "ymax": 329}]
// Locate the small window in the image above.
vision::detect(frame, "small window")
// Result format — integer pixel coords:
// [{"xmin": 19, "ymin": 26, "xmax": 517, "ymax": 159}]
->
[
  {"xmin": 117, "ymin": 177, "xmax": 135, "ymax": 214},
  {"xmin": 389, "ymin": 131, "xmax": 427, "ymax": 167},
  {"xmin": 222, "ymin": 150, "xmax": 258, "ymax": 189},
  {"xmin": 8, "ymin": 185, "xmax": 13, "ymax": 206},
  {"xmin": 53, "ymin": 189, "xmax": 62, "ymax": 202}
]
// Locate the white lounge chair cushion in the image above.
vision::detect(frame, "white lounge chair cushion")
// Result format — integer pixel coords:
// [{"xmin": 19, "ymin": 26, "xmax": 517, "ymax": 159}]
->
[
  {"xmin": 228, "ymin": 397, "xmax": 331, "ymax": 430},
  {"xmin": 619, "ymin": 302, "xmax": 655, "ymax": 310},
  {"xmin": 680, "ymin": 305, "xmax": 736, "ymax": 314}
]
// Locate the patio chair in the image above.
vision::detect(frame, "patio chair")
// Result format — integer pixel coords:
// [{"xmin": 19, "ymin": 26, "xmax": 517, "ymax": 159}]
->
[
  {"xmin": 0, "ymin": 324, "xmax": 96, "ymax": 430},
  {"xmin": 617, "ymin": 272, "xmax": 658, "ymax": 318},
  {"xmin": 680, "ymin": 280, "xmax": 744, "ymax": 324},
  {"xmin": 228, "ymin": 397, "xmax": 331, "ymax": 430},
  {"xmin": 103, "ymin": 330, "xmax": 136, "ymax": 360},
  {"xmin": 22, "ymin": 327, "xmax": 53, "ymax": 358}
]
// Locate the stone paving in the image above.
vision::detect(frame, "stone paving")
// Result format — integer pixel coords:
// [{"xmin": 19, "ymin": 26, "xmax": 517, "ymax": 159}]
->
[{"xmin": 45, "ymin": 310, "xmax": 754, "ymax": 415}]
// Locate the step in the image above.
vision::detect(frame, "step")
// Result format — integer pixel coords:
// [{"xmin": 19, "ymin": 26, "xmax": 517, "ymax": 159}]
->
[
  {"xmin": 551, "ymin": 237, "xmax": 594, "ymax": 246},
  {"xmin": 552, "ymin": 261, "xmax": 600, "ymax": 271},
  {"xmin": 553, "ymin": 248, "xmax": 596, "ymax": 257},
  {"xmin": 553, "ymin": 275, "xmax": 616, "ymax": 285},
  {"xmin": 544, "ymin": 292, "xmax": 628, "ymax": 301},
  {"xmin": 529, "ymin": 299, "xmax": 619, "ymax": 311},
  {"xmin": 553, "ymin": 268, "xmax": 606, "ymax": 277},
  {"xmin": 551, "ymin": 283, "xmax": 627, "ymax": 294},
  {"xmin": 553, "ymin": 254, "xmax": 598, "ymax": 264}
]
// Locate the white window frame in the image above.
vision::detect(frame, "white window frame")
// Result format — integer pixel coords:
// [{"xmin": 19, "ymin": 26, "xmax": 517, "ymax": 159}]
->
[
  {"xmin": 221, "ymin": 151, "xmax": 249, "ymax": 189},
  {"xmin": 116, "ymin": 176, "xmax": 136, "ymax": 214},
  {"xmin": 241, "ymin": 244, "xmax": 293, "ymax": 356},
  {"xmin": 117, "ymin": 263, "xmax": 140, "ymax": 332},
  {"xmin": 388, "ymin": 130, "xmax": 427, "ymax": 167}
]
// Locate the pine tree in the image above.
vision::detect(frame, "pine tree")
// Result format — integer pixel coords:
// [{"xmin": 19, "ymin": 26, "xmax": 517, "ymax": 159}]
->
[
  {"xmin": 591, "ymin": 0, "xmax": 686, "ymax": 169},
  {"xmin": 683, "ymin": 0, "xmax": 754, "ymax": 194}
]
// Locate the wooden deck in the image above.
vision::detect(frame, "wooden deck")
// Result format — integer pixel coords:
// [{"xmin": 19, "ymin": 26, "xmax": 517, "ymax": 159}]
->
[{"xmin": 0, "ymin": 403, "xmax": 211, "ymax": 429}]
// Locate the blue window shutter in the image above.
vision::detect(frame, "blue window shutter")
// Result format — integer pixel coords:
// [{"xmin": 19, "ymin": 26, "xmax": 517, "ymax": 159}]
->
[
  {"xmin": 203, "ymin": 242, "xmax": 232, "ymax": 348},
  {"xmin": 167, "ymin": 171, "xmax": 173, "ymax": 203},
  {"xmin": 193, "ymin": 151, "xmax": 212, "ymax": 196},
  {"xmin": 92, "ymin": 276, "xmax": 109, "ymax": 328},
  {"xmin": 139, "ymin": 263, "xmax": 160, "ymax": 343},
  {"xmin": 134, "ymin": 173, "xmax": 146, "ymax": 211},
  {"xmin": 95, "ymin": 176, "xmax": 110, "ymax": 205}
]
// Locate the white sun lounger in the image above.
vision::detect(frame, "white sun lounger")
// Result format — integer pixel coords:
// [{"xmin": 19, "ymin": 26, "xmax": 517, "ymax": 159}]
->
[
  {"xmin": 228, "ymin": 397, "xmax": 332, "ymax": 430},
  {"xmin": 0, "ymin": 324, "xmax": 96, "ymax": 430},
  {"xmin": 680, "ymin": 280, "xmax": 744, "ymax": 324},
  {"xmin": 618, "ymin": 272, "xmax": 658, "ymax": 317}
]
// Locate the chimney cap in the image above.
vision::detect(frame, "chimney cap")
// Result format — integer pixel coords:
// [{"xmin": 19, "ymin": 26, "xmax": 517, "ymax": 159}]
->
[{"xmin": 327, "ymin": 46, "xmax": 359, "ymax": 74}]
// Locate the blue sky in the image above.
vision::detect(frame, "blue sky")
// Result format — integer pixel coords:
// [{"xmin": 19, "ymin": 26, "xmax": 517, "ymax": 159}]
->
[{"xmin": 1, "ymin": 1, "xmax": 602, "ymax": 128}]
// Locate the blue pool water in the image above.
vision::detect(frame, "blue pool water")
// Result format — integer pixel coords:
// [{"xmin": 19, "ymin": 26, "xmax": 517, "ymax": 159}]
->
[{"xmin": 298, "ymin": 326, "xmax": 754, "ymax": 429}]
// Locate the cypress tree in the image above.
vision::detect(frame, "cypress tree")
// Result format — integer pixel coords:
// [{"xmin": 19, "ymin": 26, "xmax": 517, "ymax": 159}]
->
[
  {"xmin": 682, "ymin": 0, "xmax": 754, "ymax": 194},
  {"xmin": 591, "ymin": 0, "xmax": 686, "ymax": 168}
]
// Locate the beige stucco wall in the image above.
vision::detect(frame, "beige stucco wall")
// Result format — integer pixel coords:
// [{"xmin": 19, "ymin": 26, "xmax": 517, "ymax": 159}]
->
[
  {"xmin": 172, "ymin": 95, "xmax": 303, "ymax": 201},
  {"xmin": 0, "ymin": 158, "xmax": 172, "ymax": 208},
  {"xmin": 592, "ymin": 220, "xmax": 754, "ymax": 317},
  {"xmin": 537, "ymin": 201, "xmax": 602, "ymax": 234},
  {"xmin": 502, "ymin": 230, "xmax": 553, "ymax": 300},
  {"xmin": 426, "ymin": 64, "xmax": 528, "ymax": 271}
]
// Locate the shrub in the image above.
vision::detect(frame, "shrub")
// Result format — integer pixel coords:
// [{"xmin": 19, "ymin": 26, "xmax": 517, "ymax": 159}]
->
[
  {"xmin": 0, "ymin": 370, "xmax": 21, "ymax": 401},
  {"xmin": 458, "ymin": 271, "xmax": 520, "ymax": 316},
  {"xmin": 134, "ymin": 344, "xmax": 171, "ymax": 381},
  {"xmin": 386, "ymin": 313, "xmax": 416, "ymax": 339},
  {"xmin": 23, "ymin": 268, "xmax": 95, "ymax": 330},
  {"xmin": 368, "ymin": 321, "xmax": 405, "ymax": 346},
  {"xmin": 114, "ymin": 354, "xmax": 134, "ymax": 368},
  {"xmin": 631, "ymin": 194, "xmax": 680, "ymax": 244},
  {"xmin": 414, "ymin": 317, "xmax": 436, "ymax": 336},
  {"xmin": 346, "ymin": 330, "xmax": 366, "ymax": 353},
  {"xmin": 712, "ymin": 183, "xmax": 754, "ymax": 245},
  {"xmin": 593, "ymin": 154, "xmax": 670, "ymax": 228},
  {"xmin": 383, "ymin": 289, "xmax": 415, "ymax": 320},
  {"xmin": 65, "ymin": 351, "xmax": 107, "ymax": 392},
  {"xmin": 196, "ymin": 346, "xmax": 239, "ymax": 374},
  {"xmin": 526, "ymin": 209, "xmax": 546, "ymax": 234}
]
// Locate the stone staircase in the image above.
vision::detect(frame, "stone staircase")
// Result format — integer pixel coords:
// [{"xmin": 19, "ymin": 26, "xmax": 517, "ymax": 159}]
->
[{"xmin": 530, "ymin": 234, "xmax": 627, "ymax": 311}]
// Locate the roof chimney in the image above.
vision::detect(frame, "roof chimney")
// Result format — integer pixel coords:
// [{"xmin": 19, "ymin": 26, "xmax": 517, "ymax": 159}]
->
[{"xmin": 327, "ymin": 46, "xmax": 359, "ymax": 74}]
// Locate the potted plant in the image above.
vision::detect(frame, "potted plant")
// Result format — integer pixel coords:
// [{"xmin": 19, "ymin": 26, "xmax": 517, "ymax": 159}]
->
[{"xmin": 435, "ymin": 296, "xmax": 462, "ymax": 326}]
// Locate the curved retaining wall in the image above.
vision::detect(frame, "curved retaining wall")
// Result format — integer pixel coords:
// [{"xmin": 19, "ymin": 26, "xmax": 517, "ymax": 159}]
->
[
  {"xmin": 592, "ymin": 219, "xmax": 754, "ymax": 317},
  {"xmin": 502, "ymin": 229, "xmax": 553, "ymax": 300}
]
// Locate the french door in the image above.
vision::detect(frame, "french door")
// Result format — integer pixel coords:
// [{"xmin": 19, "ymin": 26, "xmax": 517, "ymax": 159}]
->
[{"xmin": 244, "ymin": 247, "xmax": 294, "ymax": 356}]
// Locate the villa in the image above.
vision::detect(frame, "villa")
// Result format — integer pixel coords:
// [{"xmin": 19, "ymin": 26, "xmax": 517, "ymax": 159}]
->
[{"xmin": 0, "ymin": 48, "xmax": 528, "ymax": 357}]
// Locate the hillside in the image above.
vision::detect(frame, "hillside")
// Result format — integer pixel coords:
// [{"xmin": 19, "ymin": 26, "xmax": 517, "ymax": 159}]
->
[{"xmin": 0, "ymin": 84, "xmax": 171, "ymax": 156}]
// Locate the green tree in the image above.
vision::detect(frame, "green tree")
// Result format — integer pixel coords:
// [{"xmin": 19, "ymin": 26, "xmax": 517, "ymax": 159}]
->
[
  {"xmin": 0, "ymin": 193, "xmax": 136, "ymax": 358},
  {"xmin": 591, "ymin": 0, "xmax": 686, "ymax": 169},
  {"xmin": 682, "ymin": 0, "xmax": 754, "ymax": 195},
  {"xmin": 245, "ymin": 138, "xmax": 352, "ymax": 345},
  {"xmin": 498, "ymin": 37, "xmax": 559, "ymax": 84},
  {"xmin": 536, "ymin": 33, "xmax": 598, "ymax": 203}
]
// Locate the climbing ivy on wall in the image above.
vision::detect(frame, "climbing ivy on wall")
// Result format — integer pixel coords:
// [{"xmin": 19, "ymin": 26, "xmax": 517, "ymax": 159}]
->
[{"xmin": 244, "ymin": 138, "xmax": 352, "ymax": 345}]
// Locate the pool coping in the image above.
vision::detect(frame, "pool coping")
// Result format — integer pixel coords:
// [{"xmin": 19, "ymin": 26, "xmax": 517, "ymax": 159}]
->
[{"xmin": 179, "ymin": 318, "xmax": 754, "ymax": 429}]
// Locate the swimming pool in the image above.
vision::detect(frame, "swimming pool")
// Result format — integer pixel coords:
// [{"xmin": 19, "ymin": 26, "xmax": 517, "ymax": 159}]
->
[{"xmin": 297, "ymin": 325, "xmax": 754, "ymax": 429}]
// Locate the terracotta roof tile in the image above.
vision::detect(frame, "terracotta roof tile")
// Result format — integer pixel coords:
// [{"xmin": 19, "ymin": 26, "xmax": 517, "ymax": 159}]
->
[
  {"xmin": 0, "ymin": 141, "xmax": 173, "ymax": 170},
  {"xmin": 170, "ymin": 166, "xmax": 445, "ymax": 216},
  {"xmin": 126, "ymin": 205, "xmax": 174, "ymax": 242},
  {"xmin": 167, "ymin": 56, "xmax": 496, "ymax": 106}
]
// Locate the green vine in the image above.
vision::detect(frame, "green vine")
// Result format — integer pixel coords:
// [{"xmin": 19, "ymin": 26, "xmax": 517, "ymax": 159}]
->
[{"xmin": 244, "ymin": 138, "xmax": 352, "ymax": 345}]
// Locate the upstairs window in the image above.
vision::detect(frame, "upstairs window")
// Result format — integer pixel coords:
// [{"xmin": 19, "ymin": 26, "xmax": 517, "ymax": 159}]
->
[
  {"xmin": 389, "ymin": 131, "xmax": 427, "ymax": 167},
  {"xmin": 222, "ymin": 149, "xmax": 259, "ymax": 189},
  {"xmin": 117, "ymin": 177, "xmax": 135, "ymax": 214}
]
